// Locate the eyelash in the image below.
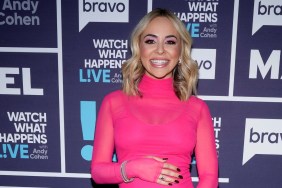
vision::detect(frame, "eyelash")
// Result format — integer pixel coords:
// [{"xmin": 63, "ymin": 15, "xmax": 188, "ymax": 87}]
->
[
  {"xmin": 144, "ymin": 39, "xmax": 156, "ymax": 44},
  {"xmin": 144, "ymin": 39, "xmax": 176, "ymax": 45},
  {"xmin": 166, "ymin": 40, "xmax": 176, "ymax": 45}
]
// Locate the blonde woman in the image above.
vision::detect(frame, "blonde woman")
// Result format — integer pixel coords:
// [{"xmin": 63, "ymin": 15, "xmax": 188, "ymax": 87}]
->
[{"xmin": 91, "ymin": 8, "xmax": 218, "ymax": 188}]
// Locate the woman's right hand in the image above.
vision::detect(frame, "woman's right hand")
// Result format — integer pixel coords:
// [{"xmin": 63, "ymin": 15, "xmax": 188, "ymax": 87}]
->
[{"xmin": 125, "ymin": 156, "xmax": 182, "ymax": 186}]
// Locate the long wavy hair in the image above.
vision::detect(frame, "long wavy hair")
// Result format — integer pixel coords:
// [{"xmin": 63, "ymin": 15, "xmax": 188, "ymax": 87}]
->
[{"xmin": 122, "ymin": 8, "xmax": 198, "ymax": 101}]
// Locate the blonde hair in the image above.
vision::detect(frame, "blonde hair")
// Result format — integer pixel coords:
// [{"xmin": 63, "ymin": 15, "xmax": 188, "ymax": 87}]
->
[{"xmin": 122, "ymin": 8, "xmax": 198, "ymax": 101}]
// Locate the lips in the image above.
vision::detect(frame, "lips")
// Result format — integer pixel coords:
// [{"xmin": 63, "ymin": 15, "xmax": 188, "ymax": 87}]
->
[{"xmin": 150, "ymin": 59, "xmax": 169, "ymax": 68}]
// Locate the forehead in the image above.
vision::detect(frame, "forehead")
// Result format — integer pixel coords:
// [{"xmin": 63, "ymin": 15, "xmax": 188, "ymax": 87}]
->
[{"xmin": 142, "ymin": 16, "xmax": 179, "ymax": 37}]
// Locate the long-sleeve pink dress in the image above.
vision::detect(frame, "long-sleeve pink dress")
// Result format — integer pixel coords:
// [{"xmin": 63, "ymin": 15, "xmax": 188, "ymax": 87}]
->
[{"xmin": 91, "ymin": 74, "xmax": 218, "ymax": 188}]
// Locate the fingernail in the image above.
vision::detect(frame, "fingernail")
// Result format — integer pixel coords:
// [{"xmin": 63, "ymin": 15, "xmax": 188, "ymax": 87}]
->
[
  {"xmin": 177, "ymin": 168, "xmax": 181, "ymax": 172},
  {"xmin": 162, "ymin": 158, "xmax": 168, "ymax": 160},
  {"xmin": 178, "ymin": 175, "xmax": 183, "ymax": 179},
  {"xmin": 175, "ymin": 180, "xmax": 179, "ymax": 183},
  {"xmin": 168, "ymin": 183, "xmax": 172, "ymax": 186}
]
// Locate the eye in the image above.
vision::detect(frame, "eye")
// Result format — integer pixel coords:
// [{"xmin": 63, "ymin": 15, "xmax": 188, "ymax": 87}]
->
[
  {"xmin": 144, "ymin": 39, "xmax": 156, "ymax": 44},
  {"xmin": 165, "ymin": 38, "xmax": 177, "ymax": 45},
  {"xmin": 143, "ymin": 35, "xmax": 157, "ymax": 44},
  {"xmin": 166, "ymin": 40, "xmax": 176, "ymax": 45}
]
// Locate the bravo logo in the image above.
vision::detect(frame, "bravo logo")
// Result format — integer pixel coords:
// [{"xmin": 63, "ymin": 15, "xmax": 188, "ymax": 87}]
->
[
  {"xmin": 191, "ymin": 49, "xmax": 216, "ymax": 79},
  {"xmin": 78, "ymin": 0, "xmax": 129, "ymax": 32},
  {"xmin": 252, "ymin": 0, "xmax": 282, "ymax": 35},
  {"xmin": 242, "ymin": 118, "xmax": 282, "ymax": 165}
]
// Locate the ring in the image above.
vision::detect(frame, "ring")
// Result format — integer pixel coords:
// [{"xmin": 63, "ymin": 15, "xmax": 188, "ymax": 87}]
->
[{"xmin": 160, "ymin": 175, "xmax": 165, "ymax": 181}]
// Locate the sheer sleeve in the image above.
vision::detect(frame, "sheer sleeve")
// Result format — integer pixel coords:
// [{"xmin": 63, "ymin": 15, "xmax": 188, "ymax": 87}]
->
[
  {"xmin": 90, "ymin": 94, "xmax": 123, "ymax": 184},
  {"xmin": 195, "ymin": 102, "xmax": 218, "ymax": 188}
]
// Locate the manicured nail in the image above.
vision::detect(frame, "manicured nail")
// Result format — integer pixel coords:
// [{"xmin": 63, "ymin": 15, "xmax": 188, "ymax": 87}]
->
[
  {"xmin": 168, "ymin": 183, "xmax": 172, "ymax": 186},
  {"xmin": 178, "ymin": 175, "xmax": 183, "ymax": 179},
  {"xmin": 177, "ymin": 168, "xmax": 181, "ymax": 172},
  {"xmin": 175, "ymin": 180, "xmax": 179, "ymax": 183}
]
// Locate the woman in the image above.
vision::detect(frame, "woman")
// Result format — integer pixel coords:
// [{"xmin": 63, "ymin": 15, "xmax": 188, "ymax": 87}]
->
[{"xmin": 91, "ymin": 8, "xmax": 218, "ymax": 188}]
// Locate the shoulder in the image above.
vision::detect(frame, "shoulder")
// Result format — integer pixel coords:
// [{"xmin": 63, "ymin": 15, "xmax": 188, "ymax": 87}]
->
[
  {"xmin": 182, "ymin": 96, "xmax": 213, "ymax": 126},
  {"xmin": 100, "ymin": 90, "xmax": 128, "ymax": 117},
  {"xmin": 101, "ymin": 90, "xmax": 127, "ymax": 109},
  {"xmin": 188, "ymin": 95, "xmax": 208, "ymax": 107},
  {"xmin": 103, "ymin": 90, "xmax": 124, "ymax": 100},
  {"xmin": 187, "ymin": 95, "xmax": 211, "ymax": 115}
]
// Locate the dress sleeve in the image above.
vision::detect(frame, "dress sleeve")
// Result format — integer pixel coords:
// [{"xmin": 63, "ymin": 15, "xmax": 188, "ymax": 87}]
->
[
  {"xmin": 90, "ymin": 94, "xmax": 123, "ymax": 184},
  {"xmin": 195, "ymin": 101, "xmax": 218, "ymax": 188}
]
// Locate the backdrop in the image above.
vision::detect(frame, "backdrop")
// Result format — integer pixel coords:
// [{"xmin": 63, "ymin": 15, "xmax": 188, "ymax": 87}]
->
[{"xmin": 0, "ymin": 0, "xmax": 282, "ymax": 187}]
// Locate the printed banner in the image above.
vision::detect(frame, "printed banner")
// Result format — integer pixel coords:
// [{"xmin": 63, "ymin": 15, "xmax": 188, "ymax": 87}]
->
[{"xmin": 0, "ymin": 52, "xmax": 61, "ymax": 172}]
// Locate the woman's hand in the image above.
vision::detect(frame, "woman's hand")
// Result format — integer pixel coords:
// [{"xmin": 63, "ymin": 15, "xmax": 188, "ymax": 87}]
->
[{"xmin": 125, "ymin": 156, "xmax": 182, "ymax": 186}]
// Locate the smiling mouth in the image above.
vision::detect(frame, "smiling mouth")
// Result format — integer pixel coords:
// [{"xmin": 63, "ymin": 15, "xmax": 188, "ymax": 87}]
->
[{"xmin": 150, "ymin": 60, "xmax": 169, "ymax": 67}]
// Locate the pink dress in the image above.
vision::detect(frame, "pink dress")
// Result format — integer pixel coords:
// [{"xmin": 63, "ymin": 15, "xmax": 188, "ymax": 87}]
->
[{"xmin": 91, "ymin": 75, "xmax": 218, "ymax": 188}]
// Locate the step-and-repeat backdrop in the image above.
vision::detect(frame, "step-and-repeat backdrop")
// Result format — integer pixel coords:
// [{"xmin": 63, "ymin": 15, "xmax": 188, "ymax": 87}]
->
[{"xmin": 0, "ymin": 0, "xmax": 282, "ymax": 187}]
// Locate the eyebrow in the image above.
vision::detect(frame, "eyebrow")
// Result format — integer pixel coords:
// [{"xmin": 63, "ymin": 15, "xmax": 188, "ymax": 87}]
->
[{"xmin": 143, "ymin": 34, "xmax": 178, "ymax": 39}]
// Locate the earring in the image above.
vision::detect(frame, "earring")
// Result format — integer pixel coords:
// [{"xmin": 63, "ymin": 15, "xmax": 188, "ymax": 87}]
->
[{"xmin": 178, "ymin": 58, "xmax": 182, "ymax": 64}]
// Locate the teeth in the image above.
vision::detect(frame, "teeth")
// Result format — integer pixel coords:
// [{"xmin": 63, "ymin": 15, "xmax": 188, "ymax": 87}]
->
[{"xmin": 150, "ymin": 60, "xmax": 168, "ymax": 65}]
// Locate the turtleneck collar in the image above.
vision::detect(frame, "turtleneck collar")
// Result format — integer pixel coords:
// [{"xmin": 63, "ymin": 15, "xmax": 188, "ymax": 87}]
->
[{"xmin": 138, "ymin": 74, "xmax": 177, "ymax": 97}]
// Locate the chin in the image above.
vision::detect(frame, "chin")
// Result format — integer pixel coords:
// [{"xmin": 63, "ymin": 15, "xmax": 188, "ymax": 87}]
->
[{"xmin": 148, "ymin": 73, "xmax": 171, "ymax": 79}]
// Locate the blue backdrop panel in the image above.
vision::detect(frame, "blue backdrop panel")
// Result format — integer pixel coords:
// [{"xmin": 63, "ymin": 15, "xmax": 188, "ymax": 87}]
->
[
  {"xmin": 0, "ymin": 52, "xmax": 61, "ymax": 172},
  {"xmin": 207, "ymin": 100, "xmax": 282, "ymax": 188},
  {"xmin": 0, "ymin": 0, "xmax": 57, "ymax": 47},
  {"xmin": 234, "ymin": 0, "xmax": 282, "ymax": 97}
]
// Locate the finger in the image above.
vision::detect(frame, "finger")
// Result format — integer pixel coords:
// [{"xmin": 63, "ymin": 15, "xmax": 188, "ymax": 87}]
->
[
  {"xmin": 156, "ymin": 174, "xmax": 174, "ymax": 186},
  {"xmin": 163, "ymin": 162, "xmax": 180, "ymax": 172},
  {"xmin": 160, "ymin": 168, "xmax": 182, "ymax": 179},
  {"xmin": 156, "ymin": 179, "xmax": 171, "ymax": 186}
]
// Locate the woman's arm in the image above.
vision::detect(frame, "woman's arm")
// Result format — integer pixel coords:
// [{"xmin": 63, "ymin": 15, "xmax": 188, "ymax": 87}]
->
[
  {"xmin": 91, "ymin": 95, "xmax": 123, "ymax": 184},
  {"xmin": 195, "ymin": 102, "xmax": 218, "ymax": 188}
]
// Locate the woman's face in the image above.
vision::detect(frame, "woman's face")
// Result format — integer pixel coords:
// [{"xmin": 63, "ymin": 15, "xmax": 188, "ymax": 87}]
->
[{"xmin": 139, "ymin": 16, "xmax": 181, "ymax": 79}]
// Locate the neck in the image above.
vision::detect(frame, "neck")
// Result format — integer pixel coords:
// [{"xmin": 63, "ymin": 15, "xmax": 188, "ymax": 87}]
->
[{"xmin": 138, "ymin": 74, "xmax": 177, "ymax": 98}]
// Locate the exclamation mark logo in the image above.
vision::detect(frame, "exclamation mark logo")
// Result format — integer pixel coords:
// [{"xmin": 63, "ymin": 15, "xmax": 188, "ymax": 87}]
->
[
  {"xmin": 0, "ymin": 144, "xmax": 7, "ymax": 158},
  {"xmin": 80, "ymin": 101, "xmax": 96, "ymax": 161}
]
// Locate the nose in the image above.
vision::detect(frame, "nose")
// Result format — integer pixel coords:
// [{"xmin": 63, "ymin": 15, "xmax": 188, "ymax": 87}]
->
[{"xmin": 156, "ymin": 43, "xmax": 164, "ymax": 54}]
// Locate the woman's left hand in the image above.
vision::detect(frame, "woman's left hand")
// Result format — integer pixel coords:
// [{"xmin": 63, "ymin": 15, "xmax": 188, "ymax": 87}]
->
[{"xmin": 125, "ymin": 156, "xmax": 182, "ymax": 186}]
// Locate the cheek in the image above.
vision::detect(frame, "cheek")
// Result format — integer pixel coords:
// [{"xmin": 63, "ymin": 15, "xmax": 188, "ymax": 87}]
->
[
  {"xmin": 169, "ymin": 46, "xmax": 181, "ymax": 57},
  {"xmin": 140, "ymin": 45, "xmax": 150, "ymax": 59}
]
